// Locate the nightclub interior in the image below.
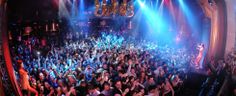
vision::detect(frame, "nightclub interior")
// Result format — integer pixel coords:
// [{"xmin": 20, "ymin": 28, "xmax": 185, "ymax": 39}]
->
[{"xmin": 0, "ymin": 0, "xmax": 236, "ymax": 96}]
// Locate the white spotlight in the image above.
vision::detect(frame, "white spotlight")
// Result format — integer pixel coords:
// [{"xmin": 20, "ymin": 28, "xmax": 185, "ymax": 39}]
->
[
  {"xmin": 138, "ymin": 0, "xmax": 145, "ymax": 8},
  {"xmin": 37, "ymin": 51, "xmax": 41, "ymax": 55}
]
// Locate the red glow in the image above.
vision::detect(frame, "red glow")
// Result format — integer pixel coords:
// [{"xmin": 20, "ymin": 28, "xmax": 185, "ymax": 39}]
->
[
  {"xmin": 164, "ymin": 0, "xmax": 170, "ymax": 4},
  {"xmin": 52, "ymin": 0, "xmax": 59, "ymax": 9}
]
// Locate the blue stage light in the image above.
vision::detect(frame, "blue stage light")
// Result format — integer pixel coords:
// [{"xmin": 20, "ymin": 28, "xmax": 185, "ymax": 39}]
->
[{"xmin": 138, "ymin": 0, "xmax": 145, "ymax": 8}]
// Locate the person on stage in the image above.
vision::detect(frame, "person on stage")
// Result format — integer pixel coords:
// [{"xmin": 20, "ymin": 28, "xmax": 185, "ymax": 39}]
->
[
  {"xmin": 18, "ymin": 60, "xmax": 38, "ymax": 96},
  {"xmin": 195, "ymin": 43, "xmax": 205, "ymax": 69}
]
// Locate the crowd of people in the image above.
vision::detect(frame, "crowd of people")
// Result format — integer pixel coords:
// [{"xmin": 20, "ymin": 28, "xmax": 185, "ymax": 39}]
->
[
  {"xmin": 198, "ymin": 48, "xmax": 236, "ymax": 96},
  {"xmin": 225, "ymin": 50, "xmax": 236, "ymax": 95},
  {"xmin": 11, "ymin": 32, "xmax": 199, "ymax": 96},
  {"xmin": 225, "ymin": 50, "xmax": 236, "ymax": 76}
]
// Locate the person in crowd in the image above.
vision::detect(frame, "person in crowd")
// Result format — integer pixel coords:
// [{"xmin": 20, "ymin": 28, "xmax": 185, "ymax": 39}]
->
[
  {"xmin": 195, "ymin": 43, "xmax": 205, "ymax": 69},
  {"xmin": 147, "ymin": 85, "xmax": 160, "ymax": 96},
  {"xmin": 18, "ymin": 60, "xmax": 38, "ymax": 96},
  {"xmin": 101, "ymin": 82, "xmax": 112, "ymax": 96}
]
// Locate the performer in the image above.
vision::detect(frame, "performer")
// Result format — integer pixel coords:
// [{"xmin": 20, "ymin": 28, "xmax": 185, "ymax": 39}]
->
[
  {"xmin": 18, "ymin": 60, "xmax": 38, "ymax": 96},
  {"xmin": 195, "ymin": 43, "xmax": 205, "ymax": 69}
]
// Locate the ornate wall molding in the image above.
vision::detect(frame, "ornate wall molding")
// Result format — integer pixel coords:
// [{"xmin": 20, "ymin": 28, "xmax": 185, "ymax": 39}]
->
[
  {"xmin": 0, "ymin": 1, "xmax": 14, "ymax": 96},
  {"xmin": 224, "ymin": 0, "xmax": 236, "ymax": 56},
  {"xmin": 199, "ymin": 0, "xmax": 227, "ymax": 61},
  {"xmin": 0, "ymin": 1, "xmax": 22, "ymax": 95}
]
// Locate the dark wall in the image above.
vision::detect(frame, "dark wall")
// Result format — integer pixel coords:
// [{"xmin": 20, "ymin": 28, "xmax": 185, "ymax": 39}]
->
[{"xmin": 7, "ymin": 0, "xmax": 58, "ymax": 22}]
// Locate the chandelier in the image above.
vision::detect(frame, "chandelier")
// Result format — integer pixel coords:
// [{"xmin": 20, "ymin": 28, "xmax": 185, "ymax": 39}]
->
[{"xmin": 94, "ymin": 0, "xmax": 134, "ymax": 18}]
